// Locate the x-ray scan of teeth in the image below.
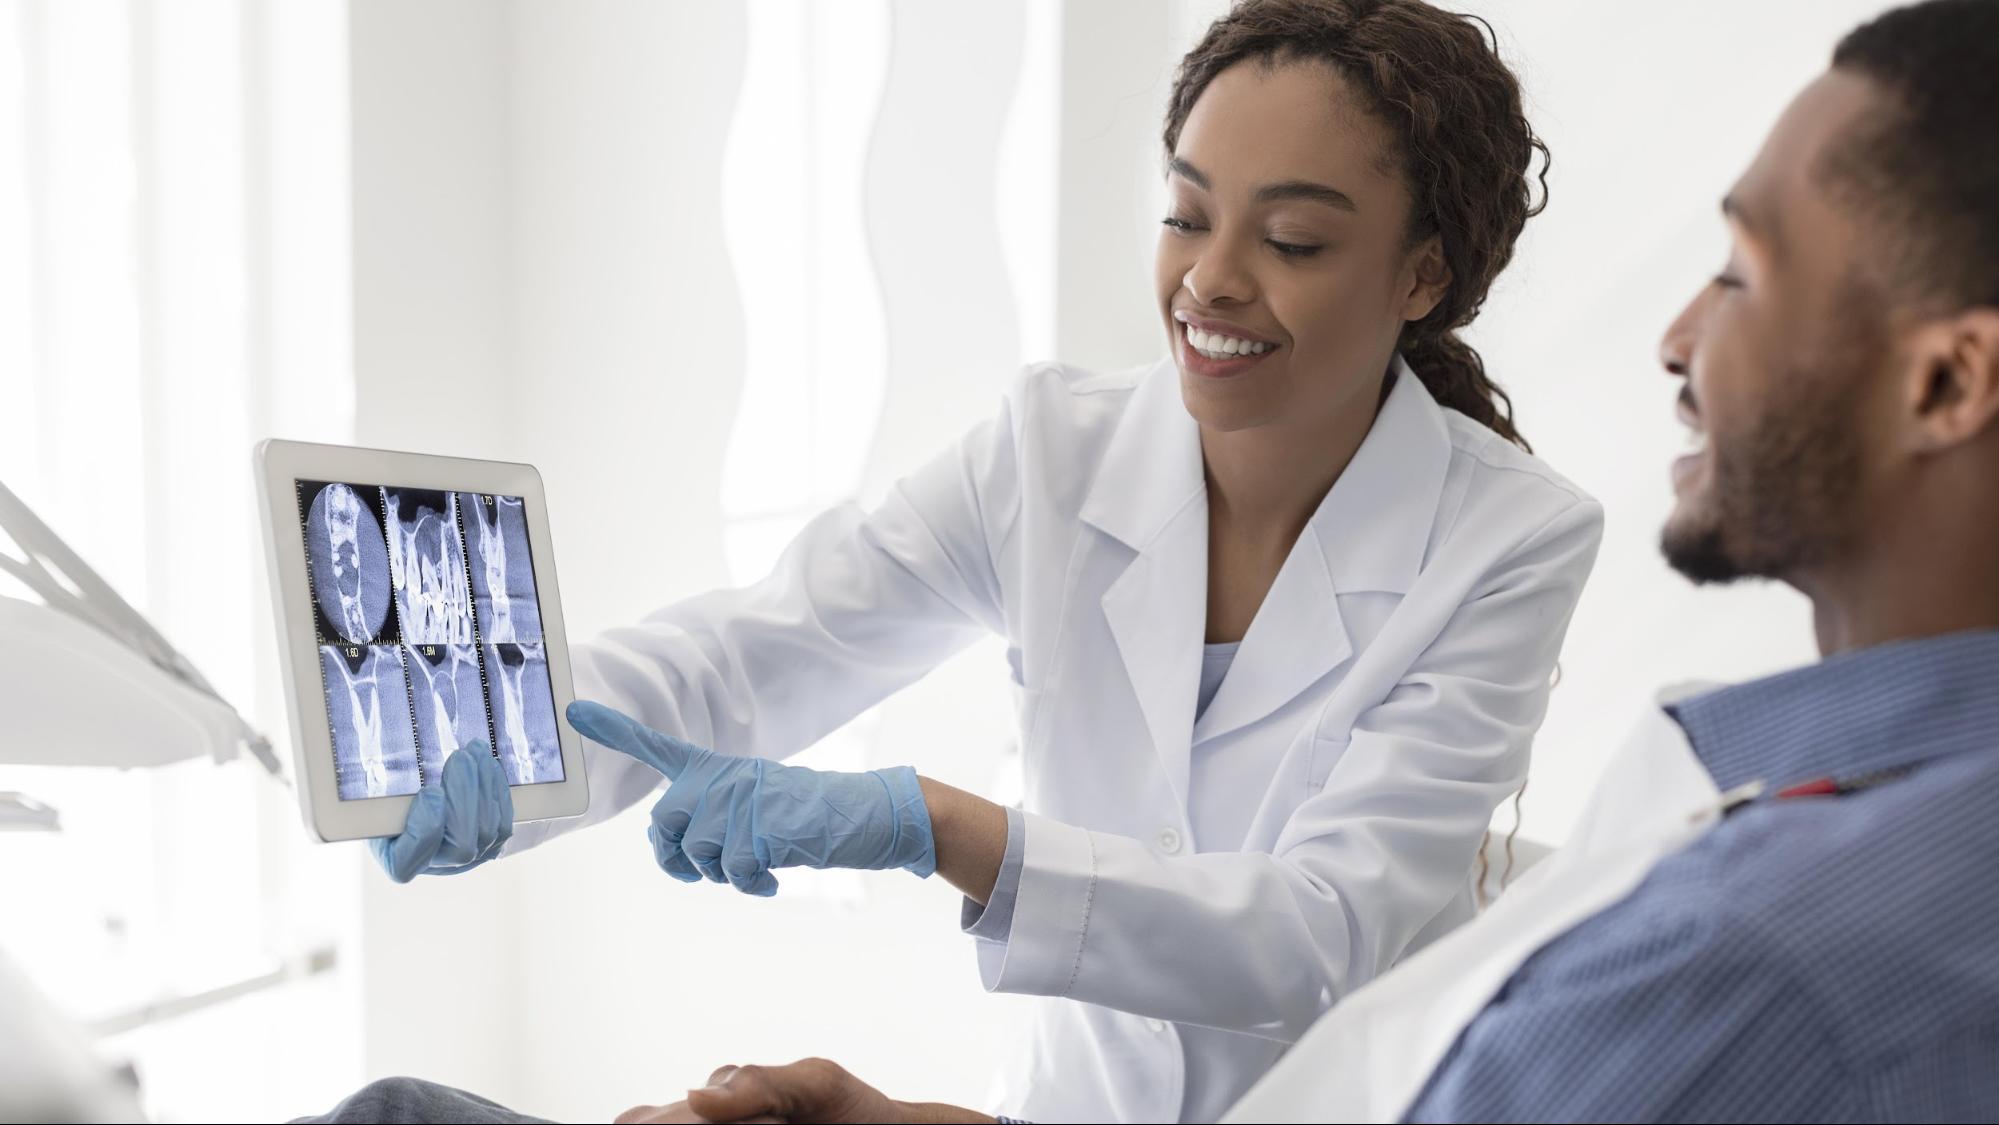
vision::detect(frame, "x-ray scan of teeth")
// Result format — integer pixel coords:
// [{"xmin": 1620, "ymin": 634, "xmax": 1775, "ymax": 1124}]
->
[
  {"xmin": 297, "ymin": 475, "xmax": 570, "ymax": 800},
  {"xmin": 485, "ymin": 642, "xmax": 563, "ymax": 785},
  {"xmin": 406, "ymin": 643, "xmax": 490, "ymax": 785},
  {"xmin": 321, "ymin": 644, "xmax": 421, "ymax": 800},
  {"xmin": 303, "ymin": 482, "xmax": 395, "ymax": 644},
  {"xmin": 462, "ymin": 493, "xmax": 544, "ymax": 642},
  {"xmin": 384, "ymin": 488, "xmax": 476, "ymax": 645}
]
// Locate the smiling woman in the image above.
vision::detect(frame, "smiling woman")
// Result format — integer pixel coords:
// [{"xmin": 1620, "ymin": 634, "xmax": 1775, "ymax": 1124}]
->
[
  {"xmin": 361, "ymin": 2, "xmax": 1600, "ymax": 1123},
  {"xmin": 1150, "ymin": 1, "xmax": 1562, "ymax": 666},
  {"xmin": 1159, "ymin": 0, "xmax": 1544, "ymax": 452}
]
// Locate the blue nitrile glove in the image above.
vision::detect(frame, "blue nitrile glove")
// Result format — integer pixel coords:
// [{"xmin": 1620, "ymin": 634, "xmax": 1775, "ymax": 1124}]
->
[
  {"xmin": 565, "ymin": 700, "xmax": 936, "ymax": 897},
  {"xmin": 369, "ymin": 742, "xmax": 515, "ymax": 883}
]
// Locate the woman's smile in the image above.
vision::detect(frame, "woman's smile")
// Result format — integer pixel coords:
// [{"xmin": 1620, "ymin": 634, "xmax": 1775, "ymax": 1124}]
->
[{"xmin": 1176, "ymin": 311, "xmax": 1281, "ymax": 379}]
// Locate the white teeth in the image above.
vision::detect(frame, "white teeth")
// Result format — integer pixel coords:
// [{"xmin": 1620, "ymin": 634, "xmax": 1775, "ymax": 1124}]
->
[{"xmin": 1185, "ymin": 323, "xmax": 1270, "ymax": 360}]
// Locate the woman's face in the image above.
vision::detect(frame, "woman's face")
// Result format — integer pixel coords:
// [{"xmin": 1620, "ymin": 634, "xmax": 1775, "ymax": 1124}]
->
[{"xmin": 1157, "ymin": 59, "xmax": 1448, "ymax": 434}]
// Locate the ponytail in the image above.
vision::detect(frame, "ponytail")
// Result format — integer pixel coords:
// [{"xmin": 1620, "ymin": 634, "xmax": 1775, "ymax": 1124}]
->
[{"xmin": 1402, "ymin": 328, "xmax": 1528, "ymax": 453}]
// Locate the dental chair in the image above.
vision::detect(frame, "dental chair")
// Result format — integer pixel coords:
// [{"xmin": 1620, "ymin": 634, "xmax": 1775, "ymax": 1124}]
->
[{"xmin": 0, "ymin": 478, "xmax": 282, "ymax": 1122}]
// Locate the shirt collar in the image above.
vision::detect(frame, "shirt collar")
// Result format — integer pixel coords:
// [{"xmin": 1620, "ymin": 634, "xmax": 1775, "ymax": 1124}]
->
[{"xmin": 1667, "ymin": 628, "xmax": 1999, "ymax": 792}]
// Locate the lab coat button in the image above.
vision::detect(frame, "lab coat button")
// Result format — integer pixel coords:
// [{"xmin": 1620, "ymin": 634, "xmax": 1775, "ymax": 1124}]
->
[
  {"xmin": 1156, "ymin": 827, "xmax": 1182, "ymax": 853},
  {"xmin": 1145, "ymin": 1018, "xmax": 1167, "ymax": 1033}
]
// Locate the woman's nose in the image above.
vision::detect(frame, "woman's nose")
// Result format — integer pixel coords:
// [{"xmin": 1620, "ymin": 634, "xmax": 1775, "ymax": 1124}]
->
[{"xmin": 1183, "ymin": 239, "xmax": 1255, "ymax": 307}]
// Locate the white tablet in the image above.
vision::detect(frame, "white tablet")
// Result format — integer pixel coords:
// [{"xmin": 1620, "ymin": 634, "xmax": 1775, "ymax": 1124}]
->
[{"xmin": 256, "ymin": 440, "xmax": 589, "ymax": 842}]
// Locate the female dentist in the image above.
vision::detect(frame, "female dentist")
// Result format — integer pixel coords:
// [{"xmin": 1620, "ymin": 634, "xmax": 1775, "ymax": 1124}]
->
[{"xmin": 378, "ymin": 1, "xmax": 1602, "ymax": 1121}]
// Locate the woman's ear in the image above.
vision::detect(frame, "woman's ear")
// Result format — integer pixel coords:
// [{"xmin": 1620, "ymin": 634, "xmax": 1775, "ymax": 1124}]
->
[
  {"xmin": 1402, "ymin": 236, "xmax": 1451, "ymax": 324},
  {"xmin": 1906, "ymin": 307, "xmax": 1999, "ymax": 454}
]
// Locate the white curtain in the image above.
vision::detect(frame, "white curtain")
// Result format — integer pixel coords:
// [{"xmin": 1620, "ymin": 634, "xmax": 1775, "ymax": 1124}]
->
[{"xmin": 0, "ymin": 1, "xmax": 359, "ymax": 1120}]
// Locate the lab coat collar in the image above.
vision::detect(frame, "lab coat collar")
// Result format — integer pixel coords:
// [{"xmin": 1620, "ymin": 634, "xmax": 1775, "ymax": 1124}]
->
[
  {"xmin": 1084, "ymin": 361, "xmax": 1208, "ymax": 809},
  {"xmin": 1079, "ymin": 360, "xmax": 1205, "ymax": 553},
  {"xmin": 1079, "ymin": 355, "xmax": 1451, "ymax": 596},
  {"xmin": 1086, "ymin": 357, "xmax": 1455, "ymax": 790},
  {"xmin": 1304, "ymin": 356, "xmax": 1453, "ymax": 597},
  {"xmin": 1099, "ymin": 493, "xmax": 1207, "ymax": 808},
  {"xmin": 1196, "ymin": 360, "xmax": 1455, "ymax": 748}
]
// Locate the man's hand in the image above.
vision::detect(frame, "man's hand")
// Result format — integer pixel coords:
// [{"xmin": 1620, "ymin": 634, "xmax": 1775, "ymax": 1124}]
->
[
  {"xmin": 609, "ymin": 1100, "xmax": 731, "ymax": 1124},
  {"xmin": 613, "ymin": 1059, "xmax": 995, "ymax": 1124}
]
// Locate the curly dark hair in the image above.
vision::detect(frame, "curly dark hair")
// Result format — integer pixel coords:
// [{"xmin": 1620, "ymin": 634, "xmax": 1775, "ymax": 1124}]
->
[{"xmin": 1164, "ymin": 0, "xmax": 1549, "ymax": 450}]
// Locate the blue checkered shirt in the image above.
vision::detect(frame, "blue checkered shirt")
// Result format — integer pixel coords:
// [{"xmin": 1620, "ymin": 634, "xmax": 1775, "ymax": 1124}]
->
[{"xmin": 1406, "ymin": 629, "xmax": 1999, "ymax": 1123}]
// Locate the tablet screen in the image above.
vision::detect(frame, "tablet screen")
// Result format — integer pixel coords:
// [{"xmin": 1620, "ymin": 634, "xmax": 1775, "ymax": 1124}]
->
[{"xmin": 295, "ymin": 481, "xmax": 564, "ymax": 800}]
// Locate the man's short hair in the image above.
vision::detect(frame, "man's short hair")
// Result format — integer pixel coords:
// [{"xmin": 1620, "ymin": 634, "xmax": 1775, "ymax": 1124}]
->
[{"xmin": 1825, "ymin": 0, "xmax": 1999, "ymax": 311}]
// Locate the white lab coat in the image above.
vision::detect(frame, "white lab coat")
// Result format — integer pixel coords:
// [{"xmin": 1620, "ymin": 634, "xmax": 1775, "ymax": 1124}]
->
[
  {"xmin": 506, "ymin": 356, "xmax": 1603, "ymax": 1123},
  {"xmin": 1222, "ymin": 688, "xmax": 1725, "ymax": 1124}
]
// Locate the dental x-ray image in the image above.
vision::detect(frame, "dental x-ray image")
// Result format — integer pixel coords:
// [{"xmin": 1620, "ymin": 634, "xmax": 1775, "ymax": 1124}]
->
[
  {"xmin": 301, "ymin": 481, "xmax": 396, "ymax": 644},
  {"xmin": 297, "ymin": 477, "xmax": 565, "ymax": 798},
  {"xmin": 320, "ymin": 643, "xmax": 421, "ymax": 800},
  {"xmin": 461, "ymin": 492, "xmax": 544, "ymax": 642},
  {"xmin": 406, "ymin": 643, "xmax": 490, "ymax": 785},
  {"xmin": 383, "ymin": 488, "xmax": 476, "ymax": 645},
  {"xmin": 486, "ymin": 642, "xmax": 563, "ymax": 785}
]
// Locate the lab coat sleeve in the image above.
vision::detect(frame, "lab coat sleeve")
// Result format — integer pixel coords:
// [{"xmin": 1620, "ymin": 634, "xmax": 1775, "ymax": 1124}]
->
[
  {"xmin": 984, "ymin": 497, "xmax": 1604, "ymax": 1040},
  {"xmin": 503, "ymin": 395, "xmax": 1024, "ymax": 856}
]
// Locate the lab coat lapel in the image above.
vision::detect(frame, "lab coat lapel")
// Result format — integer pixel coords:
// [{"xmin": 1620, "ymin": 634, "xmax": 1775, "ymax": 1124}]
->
[
  {"xmin": 1100, "ymin": 508, "xmax": 1206, "ymax": 809},
  {"xmin": 1193, "ymin": 361, "xmax": 1449, "ymax": 745},
  {"xmin": 1082, "ymin": 362, "xmax": 1207, "ymax": 810},
  {"xmin": 1191, "ymin": 528, "xmax": 1350, "ymax": 745}
]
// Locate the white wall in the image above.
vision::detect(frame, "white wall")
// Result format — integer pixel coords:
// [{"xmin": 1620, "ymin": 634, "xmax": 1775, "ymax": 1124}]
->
[
  {"xmin": 343, "ymin": 1, "xmax": 1046, "ymax": 1116},
  {"xmin": 1051, "ymin": 0, "xmax": 1179, "ymax": 371},
  {"xmin": 498, "ymin": 2, "xmax": 1039, "ymax": 1116},
  {"xmin": 335, "ymin": 1, "xmax": 1905, "ymax": 1119},
  {"xmin": 346, "ymin": 0, "xmax": 522, "ymax": 1102}
]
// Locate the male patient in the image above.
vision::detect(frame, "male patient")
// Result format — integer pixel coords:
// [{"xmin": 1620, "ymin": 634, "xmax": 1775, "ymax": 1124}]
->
[{"xmin": 302, "ymin": 1, "xmax": 1999, "ymax": 1121}]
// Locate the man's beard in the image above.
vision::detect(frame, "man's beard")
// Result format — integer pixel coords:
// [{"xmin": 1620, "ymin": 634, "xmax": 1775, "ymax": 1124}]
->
[{"xmin": 1661, "ymin": 367, "xmax": 1869, "ymax": 585}]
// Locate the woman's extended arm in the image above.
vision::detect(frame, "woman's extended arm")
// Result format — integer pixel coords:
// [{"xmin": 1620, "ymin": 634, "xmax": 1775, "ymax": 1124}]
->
[{"xmin": 919, "ymin": 776, "xmax": 1012, "ymax": 906}]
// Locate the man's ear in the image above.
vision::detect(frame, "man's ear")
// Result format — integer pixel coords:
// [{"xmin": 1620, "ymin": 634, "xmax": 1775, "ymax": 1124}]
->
[
  {"xmin": 1906, "ymin": 307, "xmax": 1999, "ymax": 453},
  {"xmin": 1401, "ymin": 236, "xmax": 1451, "ymax": 324}
]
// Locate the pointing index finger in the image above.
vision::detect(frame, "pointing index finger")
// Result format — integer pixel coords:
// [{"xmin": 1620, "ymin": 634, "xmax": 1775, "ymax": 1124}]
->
[{"xmin": 566, "ymin": 700, "xmax": 695, "ymax": 780}]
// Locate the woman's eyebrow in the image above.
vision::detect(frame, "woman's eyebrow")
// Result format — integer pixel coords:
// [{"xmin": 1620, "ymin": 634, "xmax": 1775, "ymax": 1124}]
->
[
  {"xmin": 1168, "ymin": 156, "xmax": 1210, "ymax": 189},
  {"xmin": 1167, "ymin": 157, "xmax": 1356, "ymax": 213},
  {"xmin": 1255, "ymin": 180, "xmax": 1357, "ymax": 212}
]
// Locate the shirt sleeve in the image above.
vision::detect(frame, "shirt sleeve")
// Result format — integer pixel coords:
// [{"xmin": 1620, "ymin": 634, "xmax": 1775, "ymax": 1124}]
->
[
  {"xmin": 1405, "ymin": 900, "xmax": 1857, "ymax": 1124},
  {"xmin": 960, "ymin": 807, "xmax": 1026, "ymax": 941}
]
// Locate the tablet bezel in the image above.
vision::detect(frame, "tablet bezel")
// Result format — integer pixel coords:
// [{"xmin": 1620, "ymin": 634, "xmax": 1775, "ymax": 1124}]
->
[{"xmin": 256, "ymin": 439, "xmax": 589, "ymax": 842}]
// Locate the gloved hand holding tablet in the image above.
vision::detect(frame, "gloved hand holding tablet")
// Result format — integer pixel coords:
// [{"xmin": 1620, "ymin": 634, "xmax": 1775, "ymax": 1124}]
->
[{"xmin": 257, "ymin": 440, "xmax": 589, "ymax": 845}]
